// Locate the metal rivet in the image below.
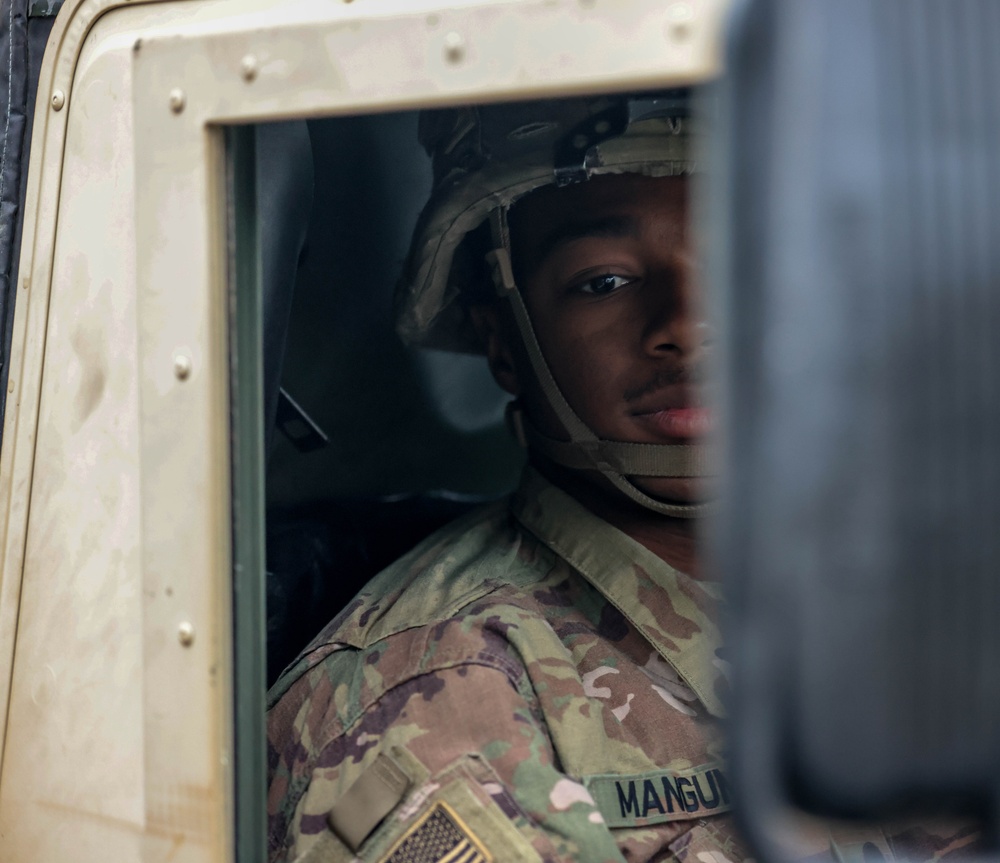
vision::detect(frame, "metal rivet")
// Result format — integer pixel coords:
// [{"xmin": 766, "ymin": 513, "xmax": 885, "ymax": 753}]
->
[
  {"xmin": 169, "ymin": 88, "xmax": 186, "ymax": 113},
  {"xmin": 444, "ymin": 31, "xmax": 465, "ymax": 63},
  {"xmin": 51, "ymin": 91, "xmax": 65, "ymax": 111},
  {"xmin": 178, "ymin": 622, "xmax": 195, "ymax": 647},
  {"xmin": 241, "ymin": 54, "xmax": 258, "ymax": 82},
  {"xmin": 173, "ymin": 354, "xmax": 192, "ymax": 380},
  {"xmin": 667, "ymin": 3, "xmax": 693, "ymax": 39}
]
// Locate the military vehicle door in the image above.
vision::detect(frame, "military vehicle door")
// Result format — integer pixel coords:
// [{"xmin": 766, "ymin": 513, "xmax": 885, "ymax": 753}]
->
[{"xmin": 0, "ymin": 1, "xmax": 727, "ymax": 861}]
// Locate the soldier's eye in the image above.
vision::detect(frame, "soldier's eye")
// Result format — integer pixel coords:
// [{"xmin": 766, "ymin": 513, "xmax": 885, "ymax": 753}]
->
[{"xmin": 577, "ymin": 274, "xmax": 632, "ymax": 295}]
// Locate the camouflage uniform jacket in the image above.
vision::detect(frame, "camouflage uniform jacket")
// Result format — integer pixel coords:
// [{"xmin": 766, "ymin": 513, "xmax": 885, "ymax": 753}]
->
[{"xmin": 265, "ymin": 470, "xmax": 976, "ymax": 863}]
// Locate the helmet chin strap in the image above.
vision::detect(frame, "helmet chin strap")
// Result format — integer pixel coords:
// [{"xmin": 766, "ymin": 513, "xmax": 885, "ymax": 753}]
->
[{"xmin": 486, "ymin": 208, "xmax": 714, "ymax": 519}]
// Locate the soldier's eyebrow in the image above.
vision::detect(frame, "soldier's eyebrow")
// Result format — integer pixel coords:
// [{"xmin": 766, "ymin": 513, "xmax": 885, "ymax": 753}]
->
[{"xmin": 533, "ymin": 215, "xmax": 638, "ymax": 264}]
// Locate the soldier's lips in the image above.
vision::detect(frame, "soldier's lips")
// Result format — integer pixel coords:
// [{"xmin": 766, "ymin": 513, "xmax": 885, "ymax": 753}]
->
[{"xmin": 631, "ymin": 406, "xmax": 712, "ymax": 439}]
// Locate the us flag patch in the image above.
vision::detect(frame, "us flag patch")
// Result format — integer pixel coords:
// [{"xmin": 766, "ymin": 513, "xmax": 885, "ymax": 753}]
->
[{"xmin": 384, "ymin": 800, "xmax": 491, "ymax": 863}]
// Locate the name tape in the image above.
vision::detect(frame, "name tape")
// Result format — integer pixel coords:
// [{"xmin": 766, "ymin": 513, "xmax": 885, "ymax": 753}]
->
[{"xmin": 584, "ymin": 763, "xmax": 731, "ymax": 828}]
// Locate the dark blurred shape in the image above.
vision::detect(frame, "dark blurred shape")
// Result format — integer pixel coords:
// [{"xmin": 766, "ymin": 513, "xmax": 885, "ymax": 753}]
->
[
  {"xmin": 715, "ymin": 0, "xmax": 1000, "ymax": 849},
  {"xmin": 266, "ymin": 113, "xmax": 523, "ymax": 510}
]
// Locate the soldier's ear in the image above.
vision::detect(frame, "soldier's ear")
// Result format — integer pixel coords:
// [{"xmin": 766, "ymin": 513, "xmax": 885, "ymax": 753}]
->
[{"xmin": 469, "ymin": 302, "xmax": 521, "ymax": 397}]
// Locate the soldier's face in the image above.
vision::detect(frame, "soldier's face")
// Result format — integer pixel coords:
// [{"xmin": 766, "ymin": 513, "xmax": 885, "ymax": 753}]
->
[{"xmin": 494, "ymin": 173, "xmax": 711, "ymax": 505}]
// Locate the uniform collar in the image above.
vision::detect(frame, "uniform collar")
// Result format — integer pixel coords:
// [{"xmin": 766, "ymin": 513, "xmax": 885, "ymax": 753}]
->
[{"xmin": 511, "ymin": 468, "xmax": 727, "ymax": 718}]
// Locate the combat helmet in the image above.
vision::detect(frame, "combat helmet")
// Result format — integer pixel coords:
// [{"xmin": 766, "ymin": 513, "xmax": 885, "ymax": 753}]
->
[{"xmin": 396, "ymin": 91, "xmax": 712, "ymax": 517}]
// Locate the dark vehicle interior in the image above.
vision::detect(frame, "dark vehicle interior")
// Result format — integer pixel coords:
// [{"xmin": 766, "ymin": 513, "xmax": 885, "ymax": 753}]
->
[{"xmin": 256, "ymin": 112, "xmax": 525, "ymax": 684}]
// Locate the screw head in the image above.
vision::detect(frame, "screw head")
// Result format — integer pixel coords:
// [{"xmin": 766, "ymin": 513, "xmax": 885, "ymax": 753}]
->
[
  {"xmin": 444, "ymin": 31, "xmax": 465, "ymax": 63},
  {"xmin": 241, "ymin": 54, "xmax": 258, "ymax": 82},
  {"xmin": 178, "ymin": 622, "xmax": 195, "ymax": 647},
  {"xmin": 173, "ymin": 354, "xmax": 192, "ymax": 380},
  {"xmin": 169, "ymin": 88, "xmax": 186, "ymax": 113},
  {"xmin": 667, "ymin": 3, "xmax": 694, "ymax": 39},
  {"xmin": 51, "ymin": 90, "xmax": 65, "ymax": 111},
  {"xmin": 669, "ymin": 2, "xmax": 693, "ymax": 21}
]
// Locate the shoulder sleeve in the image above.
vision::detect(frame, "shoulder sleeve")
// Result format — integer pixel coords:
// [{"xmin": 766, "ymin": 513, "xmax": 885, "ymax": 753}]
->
[{"xmin": 269, "ymin": 662, "xmax": 627, "ymax": 863}]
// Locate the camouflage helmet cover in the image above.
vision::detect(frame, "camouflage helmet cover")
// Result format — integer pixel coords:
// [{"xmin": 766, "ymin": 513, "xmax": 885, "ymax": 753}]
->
[{"xmin": 396, "ymin": 93, "xmax": 695, "ymax": 353}]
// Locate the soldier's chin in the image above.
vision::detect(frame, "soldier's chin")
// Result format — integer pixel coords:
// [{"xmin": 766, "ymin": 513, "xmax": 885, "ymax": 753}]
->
[{"xmin": 628, "ymin": 475, "xmax": 714, "ymax": 507}]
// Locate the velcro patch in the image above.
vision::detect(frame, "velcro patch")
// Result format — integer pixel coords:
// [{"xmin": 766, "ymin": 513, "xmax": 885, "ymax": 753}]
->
[
  {"xmin": 384, "ymin": 800, "xmax": 492, "ymax": 863},
  {"xmin": 328, "ymin": 753, "xmax": 412, "ymax": 851},
  {"xmin": 584, "ymin": 763, "xmax": 731, "ymax": 828}
]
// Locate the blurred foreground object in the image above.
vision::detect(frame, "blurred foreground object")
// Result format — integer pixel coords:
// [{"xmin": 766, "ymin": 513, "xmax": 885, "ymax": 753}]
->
[{"xmin": 715, "ymin": 0, "xmax": 1000, "ymax": 854}]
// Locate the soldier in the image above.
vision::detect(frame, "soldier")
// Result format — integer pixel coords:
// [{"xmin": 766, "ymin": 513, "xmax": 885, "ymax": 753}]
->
[{"xmin": 265, "ymin": 95, "xmax": 977, "ymax": 863}]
